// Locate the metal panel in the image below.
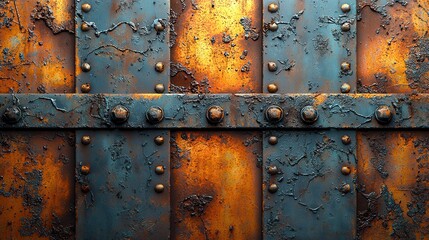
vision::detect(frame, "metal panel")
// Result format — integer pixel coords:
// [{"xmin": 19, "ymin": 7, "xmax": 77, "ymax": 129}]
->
[
  {"xmin": 75, "ymin": 130, "xmax": 170, "ymax": 239},
  {"xmin": 263, "ymin": 130, "xmax": 356, "ymax": 239},
  {"xmin": 171, "ymin": 131, "xmax": 262, "ymax": 239},
  {"xmin": 75, "ymin": 0, "xmax": 169, "ymax": 93},
  {"xmin": 263, "ymin": 0, "xmax": 356, "ymax": 93},
  {"xmin": 0, "ymin": 131, "xmax": 75, "ymax": 239}
]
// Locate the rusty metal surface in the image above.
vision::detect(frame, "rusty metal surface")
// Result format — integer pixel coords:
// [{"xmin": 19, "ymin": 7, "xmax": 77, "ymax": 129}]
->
[
  {"xmin": 1, "ymin": 93, "xmax": 429, "ymax": 129},
  {"xmin": 263, "ymin": 130, "xmax": 356, "ymax": 239},
  {"xmin": 263, "ymin": 0, "xmax": 356, "ymax": 93},
  {"xmin": 75, "ymin": 130, "xmax": 170, "ymax": 239},
  {"xmin": 357, "ymin": 0, "xmax": 429, "ymax": 93},
  {"xmin": 0, "ymin": 0, "xmax": 75, "ymax": 93},
  {"xmin": 357, "ymin": 131, "xmax": 429, "ymax": 239},
  {"xmin": 170, "ymin": 0, "xmax": 262, "ymax": 93},
  {"xmin": 171, "ymin": 131, "xmax": 262, "ymax": 239},
  {"xmin": 76, "ymin": 0, "xmax": 169, "ymax": 93},
  {"xmin": 0, "ymin": 131, "xmax": 75, "ymax": 239}
]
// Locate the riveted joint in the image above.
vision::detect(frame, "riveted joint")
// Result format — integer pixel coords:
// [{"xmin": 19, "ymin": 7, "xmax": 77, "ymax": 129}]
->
[
  {"xmin": 206, "ymin": 106, "xmax": 224, "ymax": 124},
  {"xmin": 154, "ymin": 184, "xmax": 165, "ymax": 193},
  {"xmin": 268, "ymin": 166, "xmax": 278, "ymax": 175},
  {"xmin": 375, "ymin": 105, "xmax": 393, "ymax": 124},
  {"xmin": 341, "ymin": 3, "xmax": 351, "ymax": 13},
  {"xmin": 268, "ymin": 183, "xmax": 278, "ymax": 193},
  {"xmin": 155, "ymin": 166, "xmax": 165, "ymax": 175},
  {"xmin": 154, "ymin": 136, "xmax": 165, "ymax": 145},
  {"xmin": 340, "ymin": 184, "xmax": 351, "ymax": 194},
  {"xmin": 81, "ymin": 135, "xmax": 91, "ymax": 145},
  {"xmin": 268, "ymin": 136, "xmax": 278, "ymax": 145},
  {"xmin": 111, "ymin": 105, "xmax": 130, "ymax": 124},
  {"xmin": 2, "ymin": 106, "xmax": 22, "ymax": 124},
  {"xmin": 265, "ymin": 105, "xmax": 284, "ymax": 123},
  {"xmin": 154, "ymin": 19, "xmax": 165, "ymax": 32},
  {"xmin": 300, "ymin": 106, "xmax": 318, "ymax": 124},
  {"xmin": 81, "ymin": 165, "xmax": 90, "ymax": 175},
  {"xmin": 268, "ymin": 3, "xmax": 279, "ymax": 13},
  {"xmin": 146, "ymin": 107, "xmax": 164, "ymax": 124}
]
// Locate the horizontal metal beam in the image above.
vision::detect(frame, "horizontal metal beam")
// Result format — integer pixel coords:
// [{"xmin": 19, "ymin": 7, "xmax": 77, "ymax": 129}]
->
[{"xmin": 0, "ymin": 94, "xmax": 428, "ymax": 129}]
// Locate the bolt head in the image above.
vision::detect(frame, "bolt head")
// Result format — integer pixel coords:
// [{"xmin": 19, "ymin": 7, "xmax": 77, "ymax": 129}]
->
[
  {"xmin": 265, "ymin": 105, "xmax": 284, "ymax": 123},
  {"xmin": 300, "ymin": 106, "xmax": 318, "ymax": 124},
  {"xmin": 81, "ymin": 3, "xmax": 91, "ymax": 13},
  {"xmin": 81, "ymin": 83, "xmax": 91, "ymax": 93},
  {"xmin": 206, "ymin": 106, "xmax": 225, "ymax": 124},
  {"xmin": 111, "ymin": 105, "xmax": 130, "ymax": 124},
  {"xmin": 340, "ymin": 184, "xmax": 351, "ymax": 193},
  {"xmin": 340, "ymin": 83, "xmax": 351, "ymax": 93},
  {"xmin": 341, "ymin": 135, "xmax": 351, "ymax": 145},
  {"xmin": 341, "ymin": 62, "xmax": 351, "ymax": 72},
  {"xmin": 267, "ymin": 61, "xmax": 277, "ymax": 72},
  {"xmin": 81, "ymin": 135, "xmax": 91, "ymax": 145},
  {"xmin": 268, "ymin": 3, "xmax": 279, "ymax": 13},
  {"xmin": 268, "ymin": 136, "xmax": 278, "ymax": 145},
  {"xmin": 2, "ymin": 106, "xmax": 22, "ymax": 124},
  {"xmin": 268, "ymin": 166, "xmax": 278, "ymax": 175},
  {"xmin": 146, "ymin": 106, "xmax": 164, "ymax": 124},
  {"xmin": 341, "ymin": 166, "xmax": 351, "ymax": 175},
  {"xmin": 375, "ymin": 105, "xmax": 393, "ymax": 124},
  {"xmin": 341, "ymin": 3, "xmax": 351, "ymax": 13},
  {"xmin": 268, "ymin": 183, "xmax": 278, "ymax": 193},
  {"xmin": 341, "ymin": 22, "xmax": 351, "ymax": 32},
  {"xmin": 154, "ymin": 136, "xmax": 165, "ymax": 145},
  {"xmin": 81, "ymin": 22, "xmax": 90, "ymax": 31},
  {"xmin": 81, "ymin": 62, "xmax": 91, "ymax": 72},
  {"xmin": 154, "ymin": 20, "xmax": 165, "ymax": 32},
  {"xmin": 155, "ymin": 84, "xmax": 165, "ymax": 93},
  {"xmin": 155, "ymin": 166, "xmax": 165, "ymax": 175},
  {"xmin": 268, "ymin": 22, "xmax": 278, "ymax": 31},
  {"xmin": 267, "ymin": 83, "xmax": 278, "ymax": 93},
  {"xmin": 154, "ymin": 184, "xmax": 165, "ymax": 193},
  {"xmin": 155, "ymin": 62, "xmax": 165, "ymax": 73},
  {"xmin": 81, "ymin": 165, "xmax": 90, "ymax": 175},
  {"xmin": 81, "ymin": 184, "xmax": 90, "ymax": 193}
]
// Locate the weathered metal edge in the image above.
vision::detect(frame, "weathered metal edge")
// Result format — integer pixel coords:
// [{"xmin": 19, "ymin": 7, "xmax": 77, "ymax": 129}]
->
[{"xmin": 0, "ymin": 94, "xmax": 427, "ymax": 128}]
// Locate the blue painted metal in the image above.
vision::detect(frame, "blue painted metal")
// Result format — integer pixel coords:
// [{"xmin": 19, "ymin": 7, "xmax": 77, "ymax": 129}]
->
[
  {"xmin": 76, "ymin": 130, "xmax": 170, "ymax": 239},
  {"xmin": 76, "ymin": 0, "xmax": 169, "ymax": 93},
  {"xmin": 263, "ymin": 130, "xmax": 356, "ymax": 239},
  {"xmin": 263, "ymin": 0, "xmax": 356, "ymax": 93}
]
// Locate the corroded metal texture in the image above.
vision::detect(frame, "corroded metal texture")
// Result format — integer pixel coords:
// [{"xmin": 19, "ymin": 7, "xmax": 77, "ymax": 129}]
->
[
  {"xmin": 170, "ymin": 0, "xmax": 262, "ymax": 93},
  {"xmin": 0, "ymin": 0, "xmax": 75, "ymax": 93},
  {"xmin": 0, "ymin": 131, "xmax": 75, "ymax": 239},
  {"xmin": 357, "ymin": 131, "xmax": 429, "ymax": 239},
  {"xmin": 76, "ymin": 0, "xmax": 169, "ymax": 93},
  {"xmin": 357, "ymin": 0, "xmax": 429, "ymax": 93},
  {"xmin": 263, "ymin": 0, "xmax": 356, "ymax": 93},
  {"xmin": 171, "ymin": 131, "xmax": 262, "ymax": 239},
  {"xmin": 75, "ymin": 130, "xmax": 170, "ymax": 239},
  {"xmin": 1, "ymin": 93, "xmax": 429, "ymax": 128}
]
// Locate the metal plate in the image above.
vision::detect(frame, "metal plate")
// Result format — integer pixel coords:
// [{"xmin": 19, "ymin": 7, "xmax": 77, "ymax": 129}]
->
[
  {"xmin": 263, "ymin": 130, "xmax": 356, "ymax": 239},
  {"xmin": 75, "ymin": 130, "xmax": 170, "ymax": 239}
]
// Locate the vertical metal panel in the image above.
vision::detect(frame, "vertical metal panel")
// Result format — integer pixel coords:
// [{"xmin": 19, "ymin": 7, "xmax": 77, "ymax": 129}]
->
[
  {"xmin": 0, "ymin": 131, "xmax": 75, "ymax": 239},
  {"xmin": 263, "ymin": 0, "xmax": 356, "ymax": 93},
  {"xmin": 171, "ymin": 131, "xmax": 262, "ymax": 240},
  {"xmin": 75, "ymin": 0, "xmax": 169, "ymax": 93},
  {"xmin": 170, "ymin": 0, "xmax": 262, "ymax": 93},
  {"xmin": 75, "ymin": 130, "xmax": 170, "ymax": 239},
  {"xmin": 357, "ymin": 0, "xmax": 429, "ymax": 93},
  {"xmin": 0, "ymin": 0, "xmax": 75, "ymax": 93},
  {"xmin": 357, "ymin": 131, "xmax": 429, "ymax": 239},
  {"xmin": 263, "ymin": 130, "xmax": 357, "ymax": 239}
]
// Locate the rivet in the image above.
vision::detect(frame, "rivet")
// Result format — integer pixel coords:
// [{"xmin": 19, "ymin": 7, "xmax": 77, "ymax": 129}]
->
[
  {"xmin": 267, "ymin": 61, "xmax": 277, "ymax": 72},
  {"xmin": 341, "ymin": 62, "xmax": 351, "ymax": 72},
  {"xmin": 206, "ymin": 106, "xmax": 224, "ymax": 124},
  {"xmin": 154, "ymin": 184, "xmax": 165, "ymax": 193},
  {"xmin": 268, "ymin": 22, "xmax": 278, "ymax": 31},
  {"xmin": 340, "ymin": 184, "xmax": 351, "ymax": 193},
  {"xmin": 81, "ymin": 3, "xmax": 91, "ymax": 13},
  {"xmin": 268, "ymin": 183, "xmax": 278, "ymax": 193},
  {"xmin": 341, "ymin": 3, "xmax": 351, "ymax": 13},
  {"xmin": 81, "ymin": 62, "xmax": 91, "ymax": 72},
  {"xmin": 341, "ymin": 22, "xmax": 351, "ymax": 32},
  {"xmin": 81, "ymin": 135, "xmax": 91, "ymax": 145},
  {"xmin": 265, "ymin": 105, "xmax": 284, "ymax": 123},
  {"xmin": 155, "ymin": 166, "xmax": 165, "ymax": 175},
  {"xmin": 300, "ymin": 106, "xmax": 318, "ymax": 124},
  {"xmin": 375, "ymin": 105, "xmax": 393, "ymax": 124},
  {"xmin": 81, "ymin": 183, "xmax": 90, "ymax": 193},
  {"xmin": 154, "ymin": 83, "xmax": 165, "ymax": 93},
  {"xmin": 341, "ymin": 135, "xmax": 351, "ymax": 145},
  {"xmin": 267, "ymin": 83, "xmax": 278, "ymax": 93},
  {"xmin": 2, "ymin": 106, "xmax": 22, "ymax": 124},
  {"xmin": 81, "ymin": 165, "xmax": 90, "ymax": 175},
  {"xmin": 154, "ymin": 20, "xmax": 165, "ymax": 32},
  {"xmin": 154, "ymin": 136, "xmax": 165, "ymax": 145},
  {"xmin": 111, "ymin": 105, "xmax": 130, "ymax": 124},
  {"xmin": 155, "ymin": 62, "xmax": 165, "ymax": 73},
  {"xmin": 268, "ymin": 136, "xmax": 278, "ymax": 145},
  {"xmin": 341, "ymin": 166, "xmax": 351, "ymax": 175},
  {"xmin": 268, "ymin": 166, "xmax": 278, "ymax": 175},
  {"xmin": 146, "ymin": 106, "xmax": 164, "ymax": 124},
  {"xmin": 81, "ymin": 83, "xmax": 91, "ymax": 93},
  {"xmin": 340, "ymin": 83, "xmax": 351, "ymax": 93},
  {"xmin": 81, "ymin": 22, "xmax": 90, "ymax": 32},
  {"xmin": 268, "ymin": 3, "xmax": 279, "ymax": 13}
]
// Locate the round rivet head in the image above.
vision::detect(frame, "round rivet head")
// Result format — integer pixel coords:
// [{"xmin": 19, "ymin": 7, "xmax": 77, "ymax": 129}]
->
[
  {"xmin": 81, "ymin": 184, "xmax": 90, "ymax": 193},
  {"xmin": 206, "ymin": 106, "xmax": 224, "ymax": 124},
  {"xmin": 111, "ymin": 105, "xmax": 130, "ymax": 124},
  {"xmin": 267, "ymin": 61, "xmax": 277, "ymax": 72},
  {"xmin": 341, "ymin": 135, "xmax": 351, "ymax": 145},
  {"xmin": 81, "ymin": 22, "xmax": 90, "ymax": 32},
  {"xmin": 155, "ymin": 62, "xmax": 165, "ymax": 73},
  {"xmin": 268, "ymin": 3, "xmax": 279, "ymax": 13},
  {"xmin": 81, "ymin": 135, "xmax": 91, "ymax": 145},
  {"xmin": 268, "ymin": 22, "xmax": 278, "ymax": 31},
  {"xmin": 268, "ymin": 136, "xmax": 278, "ymax": 145},
  {"xmin": 81, "ymin": 83, "xmax": 91, "ymax": 93},
  {"xmin": 341, "ymin": 166, "xmax": 351, "ymax": 175},
  {"xmin": 341, "ymin": 22, "xmax": 351, "ymax": 32},
  {"xmin": 267, "ymin": 83, "xmax": 278, "ymax": 93},
  {"xmin": 265, "ymin": 105, "xmax": 284, "ymax": 123},
  {"xmin": 268, "ymin": 183, "xmax": 279, "ymax": 193},
  {"xmin": 300, "ymin": 106, "xmax": 318, "ymax": 124},
  {"xmin": 81, "ymin": 62, "xmax": 91, "ymax": 72},
  {"xmin": 155, "ymin": 166, "xmax": 165, "ymax": 175},
  {"xmin": 341, "ymin": 3, "xmax": 351, "ymax": 13},
  {"xmin": 340, "ymin": 83, "xmax": 351, "ymax": 93},
  {"xmin": 146, "ymin": 107, "xmax": 164, "ymax": 124},
  {"xmin": 154, "ymin": 20, "xmax": 165, "ymax": 32},
  {"xmin": 155, "ymin": 84, "xmax": 165, "ymax": 93},
  {"xmin": 81, "ymin": 165, "xmax": 90, "ymax": 175},
  {"xmin": 81, "ymin": 3, "xmax": 91, "ymax": 13},
  {"xmin": 375, "ymin": 105, "xmax": 393, "ymax": 124},
  {"xmin": 268, "ymin": 166, "xmax": 278, "ymax": 175},
  {"xmin": 154, "ymin": 184, "xmax": 165, "ymax": 193},
  {"xmin": 2, "ymin": 106, "xmax": 22, "ymax": 124},
  {"xmin": 340, "ymin": 184, "xmax": 351, "ymax": 193},
  {"xmin": 341, "ymin": 62, "xmax": 351, "ymax": 72},
  {"xmin": 154, "ymin": 136, "xmax": 165, "ymax": 145}
]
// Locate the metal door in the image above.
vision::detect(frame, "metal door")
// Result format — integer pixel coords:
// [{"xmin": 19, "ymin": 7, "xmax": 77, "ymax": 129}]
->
[{"xmin": 0, "ymin": 0, "xmax": 428, "ymax": 239}]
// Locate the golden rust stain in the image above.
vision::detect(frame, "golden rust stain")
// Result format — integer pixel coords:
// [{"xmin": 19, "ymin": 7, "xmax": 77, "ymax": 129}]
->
[
  {"xmin": 171, "ymin": 131, "xmax": 262, "ymax": 240},
  {"xmin": 171, "ymin": 0, "xmax": 261, "ymax": 93}
]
